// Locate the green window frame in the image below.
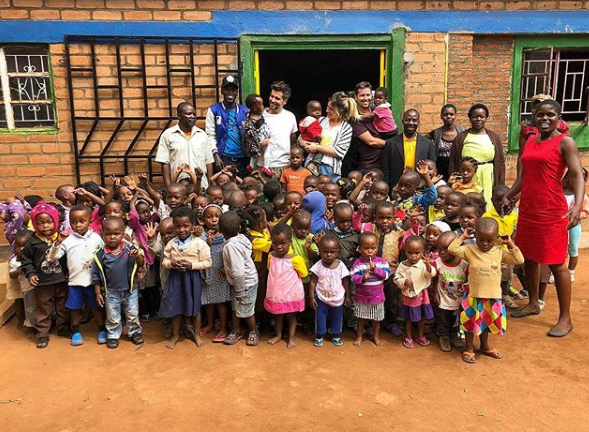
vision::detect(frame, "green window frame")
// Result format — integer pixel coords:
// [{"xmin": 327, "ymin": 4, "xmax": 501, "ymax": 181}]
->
[
  {"xmin": 510, "ymin": 35, "xmax": 589, "ymax": 151},
  {"xmin": 239, "ymin": 29, "xmax": 406, "ymax": 124}
]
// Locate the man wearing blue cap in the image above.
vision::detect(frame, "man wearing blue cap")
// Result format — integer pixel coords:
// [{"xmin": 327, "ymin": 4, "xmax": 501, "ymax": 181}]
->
[{"xmin": 205, "ymin": 75, "xmax": 250, "ymax": 178}]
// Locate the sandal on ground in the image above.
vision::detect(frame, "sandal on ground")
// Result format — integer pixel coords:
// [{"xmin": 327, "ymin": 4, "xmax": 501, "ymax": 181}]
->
[
  {"xmin": 212, "ymin": 332, "xmax": 228, "ymax": 343},
  {"xmin": 462, "ymin": 351, "xmax": 476, "ymax": 364},
  {"xmin": 313, "ymin": 337, "xmax": 324, "ymax": 347},
  {"xmin": 223, "ymin": 331, "xmax": 243, "ymax": 345},
  {"xmin": 481, "ymin": 347, "xmax": 503, "ymax": 359},
  {"xmin": 415, "ymin": 336, "xmax": 430, "ymax": 347},
  {"xmin": 511, "ymin": 307, "xmax": 541, "ymax": 318},
  {"xmin": 246, "ymin": 330, "xmax": 260, "ymax": 346},
  {"xmin": 331, "ymin": 336, "xmax": 344, "ymax": 347},
  {"xmin": 199, "ymin": 327, "xmax": 212, "ymax": 337},
  {"xmin": 403, "ymin": 338, "xmax": 414, "ymax": 349}
]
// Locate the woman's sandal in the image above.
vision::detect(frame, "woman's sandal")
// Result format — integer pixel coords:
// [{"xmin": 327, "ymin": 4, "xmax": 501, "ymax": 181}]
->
[
  {"xmin": 462, "ymin": 351, "xmax": 476, "ymax": 364},
  {"xmin": 481, "ymin": 347, "xmax": 503, "ymax": 359}
]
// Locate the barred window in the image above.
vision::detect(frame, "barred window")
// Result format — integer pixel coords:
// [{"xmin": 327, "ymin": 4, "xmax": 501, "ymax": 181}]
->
[
  {"xmin": 0, "ymin": 45, "xmax": 56, "ymax": 129},
  {"xmin": 520, "ymin": 47, "xmax": 589, "ymax": 122}
]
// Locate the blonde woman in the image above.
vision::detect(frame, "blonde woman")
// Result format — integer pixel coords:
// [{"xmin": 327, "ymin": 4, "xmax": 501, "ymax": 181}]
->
[{"xmin": 300, "ymin": 91, "xmax": 360, "ymax": 181}]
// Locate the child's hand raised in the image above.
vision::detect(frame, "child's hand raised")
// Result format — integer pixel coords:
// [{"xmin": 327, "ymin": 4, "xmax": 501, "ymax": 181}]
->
[
  {"xmin": 74, "ymin": 188, "xmax": 87, "ymax": 196},
  {"xmin": 124, "ymin": 175, "xmax": 137, "ymax": 190},
  {"xmin": 498, "ymin": 234, "xmax": 515, "ymax": 249},
  {"xmin": 409, "ymin": 205, "xmax": 424, "ymax": 218},
  {"xmin": 251, "ymin": 170, "xmax": 262, "ymax": 181},
  {"xmin": 304, "ymin": 234, "xmax": 313, "ymax": 249},
  {"xmin": 423, "ymin": 256, "xmax": 432, "ymax": 272},
  {"xmin": 206, "ymin": 229, "xmax": 217, "ymax": 245},
  {"xmin": 138, "ymin": 173, "xmax": 149, "ymax": 184},
  {"xmin": 56, "ymin": 230, "xmax": 69, "ymax": 245},
  {"xmin": 313, "ymin": 231, "xmax": 325, "ymax": 245},
  {"xmin": 194, "ymin": 225, "xmax": 204, "ymax": 236},
  {"xmin": 194, "ymin": 167, "xmax": 204, "ymax": 178},
  {"xmin": 462, "ymin": 227, "xmax": 475, "ymax": 240},
  {"xmin": 432, "ymin": 173, "xmax": 443, "ymax": 184},
  {"xmin": 448, "ymin": 172, "xmax": 461, "ymax": 185},
  {"xmin": 145, "ymin": 222, "xmax": 157, "ymax": 239}
]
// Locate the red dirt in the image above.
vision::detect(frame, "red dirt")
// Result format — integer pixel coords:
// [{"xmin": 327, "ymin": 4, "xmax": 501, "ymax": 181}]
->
[{"xmin": 1, "ymin": 252, "xmax": 588, "ymax": 432}]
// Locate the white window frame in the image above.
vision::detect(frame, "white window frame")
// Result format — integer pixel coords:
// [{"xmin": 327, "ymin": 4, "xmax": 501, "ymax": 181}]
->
[{"xmin": 0, "ymin": 45, "xmax": 55, "ymax": 130}]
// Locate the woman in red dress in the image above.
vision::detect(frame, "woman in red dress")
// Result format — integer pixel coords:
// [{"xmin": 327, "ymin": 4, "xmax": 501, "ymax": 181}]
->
[{"xmin": 503, "ymin": 100, "xmax": 583, "ymax": 337}]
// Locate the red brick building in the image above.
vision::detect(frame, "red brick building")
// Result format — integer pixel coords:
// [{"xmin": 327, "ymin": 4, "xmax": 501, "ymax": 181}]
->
[{"xmin": 1, "ymin": 1, "xmax": 589, "ymax": 200}]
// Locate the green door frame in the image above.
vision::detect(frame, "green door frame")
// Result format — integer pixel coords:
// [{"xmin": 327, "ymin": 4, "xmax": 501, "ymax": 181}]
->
[
  {"xmin": 510, "ymin": 35, "xmax": 589, "ymax": 151},
  {"xmin": 240, "ymin": 29, "xmax": 406, "ymax": 124}
]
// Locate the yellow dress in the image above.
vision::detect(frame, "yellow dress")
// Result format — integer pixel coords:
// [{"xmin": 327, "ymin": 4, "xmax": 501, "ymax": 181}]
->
[{"xmin": 461, "ymin": 133, "xmax": 495, "ymax": 209}]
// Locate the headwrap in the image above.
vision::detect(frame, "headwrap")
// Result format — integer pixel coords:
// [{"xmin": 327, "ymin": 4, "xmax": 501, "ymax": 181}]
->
[
  {"xmin": 30, "ymin": 202, "xmax": 59, "ymax": 241},
  {"xmin": 302, "ymin": 191, "xmax": 333, "ymax": 234},
  {"xmin": 427, "ymin": 221, "xmax": 451, "ymax": 233}
]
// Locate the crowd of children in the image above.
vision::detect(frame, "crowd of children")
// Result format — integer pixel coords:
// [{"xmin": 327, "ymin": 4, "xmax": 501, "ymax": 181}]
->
[{"xmin": 3, "ymin": 134, "xmax": 586, "ymax": 364}]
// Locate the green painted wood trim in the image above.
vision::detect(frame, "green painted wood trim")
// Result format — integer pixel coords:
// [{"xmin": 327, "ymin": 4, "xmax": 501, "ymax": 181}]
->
[
  {"xmin": 509, "ymin": 35, "xmax": 589, "ymax": 152},
  {"xmin": 240, "ymin": 32, "xmax": 405, "ymax": 121}
]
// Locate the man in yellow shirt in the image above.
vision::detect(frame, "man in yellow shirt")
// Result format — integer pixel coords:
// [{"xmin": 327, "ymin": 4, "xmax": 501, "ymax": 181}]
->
[{"xmin": 383, "ymin": 109, "xmax": 436, "ymax": 189}]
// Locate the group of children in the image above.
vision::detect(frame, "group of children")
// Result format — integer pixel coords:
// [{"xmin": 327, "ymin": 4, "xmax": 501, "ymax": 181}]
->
[{"xmin": 5, "ymin": 141, "xmax": 585, "ymax": 364}]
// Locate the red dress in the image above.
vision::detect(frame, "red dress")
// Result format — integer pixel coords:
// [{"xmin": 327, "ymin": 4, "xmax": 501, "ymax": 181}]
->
[{"xmin": 516, "ymin": 133, "xmax": 568, "ymax": 264}]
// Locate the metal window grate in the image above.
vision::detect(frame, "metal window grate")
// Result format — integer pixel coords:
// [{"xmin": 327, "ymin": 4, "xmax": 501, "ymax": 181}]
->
[
  {"xmin": 65, "ymin": 35, "xmax": 241, "ymax": 185},
  {"xmin": 520, "ymin": 47, "xmax": 589, "ymax": 122},
  {"xmin": 0, "ymin": 45, "xmax": 56, "ymax": 129}
]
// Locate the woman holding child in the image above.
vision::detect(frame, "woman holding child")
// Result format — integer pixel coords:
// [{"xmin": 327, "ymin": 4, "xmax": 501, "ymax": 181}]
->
[
  {"xmin": 504, "ymin": 99, "xmax": 583, "ymax": 337},
  {"xmin": 300, "ymin": 91, "xmax": 359, "ymax": 181}
]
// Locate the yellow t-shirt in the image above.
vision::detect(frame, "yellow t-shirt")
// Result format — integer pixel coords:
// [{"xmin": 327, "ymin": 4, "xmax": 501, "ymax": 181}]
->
[
  {"xmin": 483, "ymin": 207, "xmax": 518, "ymax": 248},
  {"xmin": 403, "ymin": 135, "xmax": 417, "ymax": 169},
  {"xmin": 249, "ymin": 229, "xmax": 272, "ymax": 263}
]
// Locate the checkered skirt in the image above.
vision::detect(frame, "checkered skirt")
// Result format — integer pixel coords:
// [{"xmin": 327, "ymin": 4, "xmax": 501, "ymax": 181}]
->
[{"xmin": 459, "ymin": 293, "xmax": 506, "ymax": 336}]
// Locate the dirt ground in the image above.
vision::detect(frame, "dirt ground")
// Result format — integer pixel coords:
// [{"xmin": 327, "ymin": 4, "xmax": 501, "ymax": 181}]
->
[{"xmin": 1, "ymin": 253, "xmax": 588, "ymax": 432}]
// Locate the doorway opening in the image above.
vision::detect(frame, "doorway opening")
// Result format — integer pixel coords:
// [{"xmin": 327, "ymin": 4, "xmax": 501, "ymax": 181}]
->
[{"xmin": 257, "ymin": 49, "xmax": 382, "ymax": 120}]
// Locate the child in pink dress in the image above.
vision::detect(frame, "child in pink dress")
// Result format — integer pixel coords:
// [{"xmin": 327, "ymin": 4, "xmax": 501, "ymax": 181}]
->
[{"xmin": 265, "ymin": 222, "xmax": 308, "ymax": 349}]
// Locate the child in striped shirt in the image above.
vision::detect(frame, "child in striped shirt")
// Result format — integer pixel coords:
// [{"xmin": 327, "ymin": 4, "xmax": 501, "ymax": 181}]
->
[{"xmin": 350, "ymin": 232, "xmax": 391, "ymax": 347}]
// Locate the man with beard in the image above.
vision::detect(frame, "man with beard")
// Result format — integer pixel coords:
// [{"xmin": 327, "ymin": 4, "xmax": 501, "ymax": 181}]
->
[
  {"xmin": 382, "ymin": 109, "xmax": 436, "ymax": 190},
  {"xmin": 205, "ymin": 75, "xmax": 250, "ymax": 178},
  {"xmin": 156, "ymin": 102, "xmax": 214, "ymax": 189},
  {"xmin": 342, "ymin": 81, "xmax": 387, "ymax": 176},
  {"xmin": 262, "ymin": 80, "xmax": 298, "ymax": 180}
]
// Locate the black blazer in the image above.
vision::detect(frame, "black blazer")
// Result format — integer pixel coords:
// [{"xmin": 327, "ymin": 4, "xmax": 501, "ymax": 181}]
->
[{"xmin": 382, "ymin": 133, "xmax": 436, "ymax": 188}]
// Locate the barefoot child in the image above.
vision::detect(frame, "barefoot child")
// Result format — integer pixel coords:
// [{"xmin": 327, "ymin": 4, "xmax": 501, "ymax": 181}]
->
[
  {"xmin": 219, "ymin": 211, "xmax": 260, "ymax": 346},
  {"xmin": 48, "ymin": 205, "xmax": 106, "ymax": 346},
  {"xmin": 449, "ymin": 218, "xmax": 524, "ymax": 364},
  {"xmin": 92, "ymin": 217, "xmax": 145, "ymax": 349},
  {"xmin": 350, "ymin": 232, "xmax": 391, "ymax": 347},
  {"xmin": 200, "ymin": 204, "xmax": 231, "ymax": 343},
  {"xmin": 160, "ymin": 207, "xmax": 212, "ymax": 349},
  {"xmin": 265, "ymin": 223, "xmax": 308, "ymax": 349},
  {"xmin": 309, "ymin": 234, "xmax": 351, "ymax": 347},
  {"xmin": 393, "ymin": 236, "xmax": 436, "ymax": 349}
]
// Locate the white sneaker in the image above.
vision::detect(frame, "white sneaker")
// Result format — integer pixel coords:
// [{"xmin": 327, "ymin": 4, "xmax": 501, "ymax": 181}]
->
[
  {"xmin": 538, "ymin": 300, "xmax": 546, "ymax": 311},
  {"xmin": 502, "ymin": 295, "xmax": 519, "ymax": 309}
]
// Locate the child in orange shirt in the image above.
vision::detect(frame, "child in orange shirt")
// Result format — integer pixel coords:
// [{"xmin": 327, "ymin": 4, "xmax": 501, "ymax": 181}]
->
[{"xmin": 280, "ymin": 146, "xmax": 312, "ymax": 195}]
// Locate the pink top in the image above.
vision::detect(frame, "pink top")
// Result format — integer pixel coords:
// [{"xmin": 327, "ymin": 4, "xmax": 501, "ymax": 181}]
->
[
  {"xmin": 264, "ymin": 254, "xmax": 308, "ymax": 314},
  {"xmin": 373, "ymin": 103, "xmax": 397, "ymax": 134}
]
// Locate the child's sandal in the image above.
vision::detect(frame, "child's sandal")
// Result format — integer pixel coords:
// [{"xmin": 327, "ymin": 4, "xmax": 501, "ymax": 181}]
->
[
  {"xmin": 415, "ymin": 336, "xmax": 430, "ymax": 347},
  {"xmin": 481, "ymin": 347, "xmax": 503, "ymax": 359},
  {"xmin": 331, "ymin": 337, "xmax": 343, "ymax": 347},
  {"xmin": 246, "ymin": 331, "xmax": 259, "ymax": 346},
  {"xmin": 402, "ymin": 338, "xmax": 414, "ymax": 349},
  {"xmin": 462, "ymin": 351, "xmax": 476, "ymax": 364},
  {"xmin": 313, "ymin": 337, "xmax": 324, "ymax": 347}
]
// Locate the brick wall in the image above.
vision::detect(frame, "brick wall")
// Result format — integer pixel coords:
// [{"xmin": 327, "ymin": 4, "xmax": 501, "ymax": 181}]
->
[
  {"xmin": 0, "ymin": 41, "xmax": 238, "ymax": 201},
  {"xmin": 403, "ymin": 32, "xmax": 447, "ymax": 133},
  {"xmin": 1, "ymin": 0, "xmax": 588, "ymax": 19}
]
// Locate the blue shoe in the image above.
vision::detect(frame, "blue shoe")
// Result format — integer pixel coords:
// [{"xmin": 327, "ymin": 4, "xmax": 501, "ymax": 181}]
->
[
  {"xmin": 71, "ymin": 332, "xmax": 83, "ymax": 346},
  {"xmin": 97, "ymin": 330, "xmax": 107, "ymax": 345}
]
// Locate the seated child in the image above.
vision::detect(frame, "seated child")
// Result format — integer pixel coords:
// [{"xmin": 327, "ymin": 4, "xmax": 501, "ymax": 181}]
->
[
  {"xmin": 309, "ymin": 234, "xmax": 351, "ymax": 347},
  {"xmin": 299, "ymin": 100, "xmax": 323, "ymax": 176},
  {"xmin": 280, "ymin": 146, "xmax": 312, "ymax": 195},
  {"xmin": 351, "ymin": 232, "xmax": 391, "ymax": 347},
  {"xmin": 92, "ymin": 217, "xmax": 145, "ymax": 349},
  {"xmin": 8, "ymin": 230, "xmax": 35, "ymax": 335},
  {"xmin": 449, "ymin": 218, "xmax": 524, "ymax": 364},
  {"xmin": 372, "ymin": 87, "xmax": 397, "ymax": 140},
  {"xmin": 433, "ymin": 231, "xmax": 467, "ymax": 352},
  {"xmin": 265, "ymin": 223, "xmax": 308, "ymax": 349},
  {"xmin": 219, "ymin": 211, "xmax": 260, "ymax": 346},
  {"xmin": 394, "ymin": 235, "xmax": 436, "ymax": 349},
  {"xmin": 48, "ymin": 205, "xmax": 105, "ymax": 346},
  {"xmin": 242, "ymin": 93, "xmax": 271, "ymax": 173}
]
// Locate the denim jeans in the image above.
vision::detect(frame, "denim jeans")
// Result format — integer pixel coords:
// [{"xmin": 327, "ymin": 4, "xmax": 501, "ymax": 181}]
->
[
  {"xmin": 315, "ymin": 297, "xmax": 344, "ymax": 336},
  {"xmin": 105, "ymin": 289, "xmax": 142, "ymax": 340},
  {"xmin": 318, "ymin": 163, "xmax": 341, "ymax": 182}
]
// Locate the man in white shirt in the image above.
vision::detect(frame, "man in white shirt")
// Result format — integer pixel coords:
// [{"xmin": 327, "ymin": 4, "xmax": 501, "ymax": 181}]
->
[
  {"xmin": 262, "ymin": 81, "xmax": 297, "ymax": 179},
  {"xmin": 156, "ymin": 102, "xmax": 214, "ymax": 190}
]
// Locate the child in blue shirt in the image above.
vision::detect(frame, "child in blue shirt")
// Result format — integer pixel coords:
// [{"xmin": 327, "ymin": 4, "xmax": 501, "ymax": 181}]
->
[
  {"xmin": 92, "ymin": 217, "xmax": 145, "ymax": 349},
  {"xmin": 393, "ymin": 160, "xmax": 438, "ymax": 219}
]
